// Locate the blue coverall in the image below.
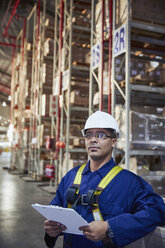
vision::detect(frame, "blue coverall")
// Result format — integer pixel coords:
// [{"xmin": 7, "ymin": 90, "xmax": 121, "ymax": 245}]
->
[{"xmin": 45, "ymin": 158, "xmax": 165, "ymax": 248}]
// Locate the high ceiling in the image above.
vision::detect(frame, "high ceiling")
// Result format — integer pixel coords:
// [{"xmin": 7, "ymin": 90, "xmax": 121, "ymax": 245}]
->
[{"xmin": 0, "ymin": 0, "xmax": 54, "ymax": 127}]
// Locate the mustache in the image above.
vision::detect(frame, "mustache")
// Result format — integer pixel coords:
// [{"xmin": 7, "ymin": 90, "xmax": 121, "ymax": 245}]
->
[{"xmin": 88, "ymin": 146, "xmax": 100, "ymax": 150}]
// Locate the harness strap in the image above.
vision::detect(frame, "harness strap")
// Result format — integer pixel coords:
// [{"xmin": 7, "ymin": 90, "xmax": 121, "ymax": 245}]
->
[
  {"xmin": 97, "ymin": 165, "xmax": 123, "ymax": 190},
  {"xmin": 67, "ymin": 164, "xmax": 86, "ymax": 208},
  {"xmin": 92, "ymin": 165, "xmax": 123, "ymax": 220},
  {"xmin": 73, "ymin": 163, "xmax": 86, "ymax": 194},
  {"xmin": 68, "ymin": 164, "xmax": 123, "ymax": 221}
]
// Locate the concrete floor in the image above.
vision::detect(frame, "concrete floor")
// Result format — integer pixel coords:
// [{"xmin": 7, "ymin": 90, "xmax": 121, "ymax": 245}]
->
[
  {"xmin": 1, "ymin": 152, "xmax": 165, "ymax": 248},
  {"xmin": 0, "ymin": 152, "xmax": 63, "ymax": 248}
]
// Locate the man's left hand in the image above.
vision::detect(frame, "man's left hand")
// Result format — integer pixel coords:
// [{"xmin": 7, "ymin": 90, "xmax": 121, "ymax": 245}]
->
[{"xmin": 79, "ymin": 221, "xmax": 108, "ymax": 242}]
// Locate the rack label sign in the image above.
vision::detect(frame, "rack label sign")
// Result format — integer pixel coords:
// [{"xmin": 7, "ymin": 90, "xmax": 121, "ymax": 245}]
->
[
  {"xmin": 91, "ymin": 42, "xmax": 101, "ymax": 70},
  {"xmin": 113, "ymin": 24, "xmax": 126, "ymax": 57}
]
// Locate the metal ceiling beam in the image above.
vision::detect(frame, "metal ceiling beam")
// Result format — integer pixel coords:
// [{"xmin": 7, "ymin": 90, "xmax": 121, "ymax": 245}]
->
[
  {"xmin": 2, "ymin": 0, "xmax": 20, "ymax": 37},
  {"xmin": 0, "ymin": 82, "xmax": 11, "ymax": 95},
  {"xmin": 0, "ymin": 69, "xmax": 11, "ymax": 78},
  {"xmin": 0, "ymin": 42, "xmax": 19, "ymax": 48}
]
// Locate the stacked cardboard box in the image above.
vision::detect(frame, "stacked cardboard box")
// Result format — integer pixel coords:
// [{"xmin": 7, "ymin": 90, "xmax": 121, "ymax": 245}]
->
[
  {"xmin": 116, "ymin": 0, "xmax": 165, "ymax": 27},
  {"xmin": 44, "ymin": 38, "xmax": 54, "ymax": 57},
  {"xmin": 116, "ymin": 105, "xmax": 165, "ymax": 150},
  {"xmin": 72, "ymin": 15, "xmax": 90, "ymax": 28},
  {"xmin": 45, "ymin": 29, "xmax": 54, "ymax": 39},
  {"xmin": 43, "ymin": 62, "xmax": 53, "ymax": 86},
  {"xmin": 65, "ymin": 88, "xmax": 89, "ymax": 107},
  {"xmin": 69, "ymin": 124, "xmax": 83, "ymax": 137},
  {"xmin": 42, "ymin": 15, "xmax": 54, "ymax": 101},
  {"xmin": 68, "ymin": 123, "xmax": 86, "ymax": 149},
  {"xmin": 72, "ymin": 137, "xmax": 85, "ymax": 148},
  {"xmin": 132, "ymin": 63, "xmax": 165, "ymax": 86},
  {"xmin": 38, "ymin": 123, "xmax": 51, "ymax": 147},
  {"xmin": 41, "ymin": 94, "xmax": 50, "ymax": 117},
  {"xmin": 62, "ymin": 152, "xmax": 88, "ymax": 178},
  {"xmin": 71, "ymin": 90, "xmax": 88, "ymax": 107},
  {"xmin": 72, "ymin": 45, "xmax": 90, "ymax": 65},
  {"xmin": 45, "ymin": 16, "xmax": 54, "ymax": 28},
  {"xmin": 67, "ymin": 5, "xmax": 91, "ymax": 28},
  {"xmin": 114, "ymin": 57, "xmax": 150, "ymax": 82}
]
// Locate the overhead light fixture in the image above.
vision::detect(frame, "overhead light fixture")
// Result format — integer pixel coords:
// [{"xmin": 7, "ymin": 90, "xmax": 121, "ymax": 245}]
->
[
  {"xmin": 2, "ymin": 101, "xmax": 6, "ymax": 107},
  {"xmin": 8, "ymin": 95, "xmax": 12, "ymax": 101}
]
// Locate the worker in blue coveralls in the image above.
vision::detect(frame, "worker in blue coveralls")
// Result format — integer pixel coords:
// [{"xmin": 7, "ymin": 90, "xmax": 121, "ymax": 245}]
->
[{"xmin": 44, "ymin": 110, "xmax": 165, "ymax": 248}]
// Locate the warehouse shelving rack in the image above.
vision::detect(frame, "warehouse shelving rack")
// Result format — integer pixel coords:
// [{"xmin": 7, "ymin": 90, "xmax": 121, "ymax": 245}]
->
[
  {"xmin": 27, "ymin": 3, "xmax": 42, "ymax": 179},
  {"xmin": 111, "ymin": 0, "xmax": 165, "ymax": 170},
  {"xmin": 10, "ymin": 0, "xmax": 165, "ymax": 186},
  {"xmin": 9, "ymin": 0, "xmax": 55, "ymax": 181},
  {"xmin": 9, "ymin": 4, "xmax": 40, "ymax": 176},
  {"xmin": 10, "ymin": 22, "xmax": 28, "ymax": 173},
  {"xmin": 27, "ymin": 0, "xmax": 55, "ymax": 180},
  {"xmin": 52, "ymin": 0, "xmax": 91, "ymax": 183},
  {"xmin": 89, "ymin": 0, "xmax": 165, "ymax": 171}
]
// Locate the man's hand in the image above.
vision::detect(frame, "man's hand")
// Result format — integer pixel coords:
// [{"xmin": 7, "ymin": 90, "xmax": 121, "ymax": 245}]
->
[
  {"xmin": 79, "ymin": 220, "xmax": 108, "ymax": 242},
  {"xmin": 44, "ymin": 220, "xmax": 66, "ymax": 237}
]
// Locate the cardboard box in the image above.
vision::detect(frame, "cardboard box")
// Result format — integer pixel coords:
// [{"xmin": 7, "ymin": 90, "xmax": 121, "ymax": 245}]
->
[
  {"xmin": 45, "ymin": 15, "xmax": 54, "ymax": 27},
  {"xmin": 38, "ymin": 123, "xmax": 51, "ymax": 147},
  {"xmin": 72, "ymin": 45, "xmax": 90, "ymax": 64},
  {"xmin": 44, "ymin": 29, "xmax": 54, "ymax": 39},
  {"xmin": 41, "ymin": 94, "xmax": 50, "ymax": 117},
  {"xmin": 69, "ymin": 124, "xmax": 82, "ymax": 137},
  {"xmin": 65, "ymin": 90, "xmax": 89, "ymax": 107},
  {"xmin": 73, "ymin": 137, "xmax": 85, "ymax": 148},
  {"xmin": 44, "ymin": 38, "xmax": 54, "ymax": 56},
  {"xmin": 116, "ymin": 0, "xmax": 165, "ymax": 26},
  {"xmin": 116, "ymin": 106, "xmax": 165, "ymax": 150},
  {"xmin": 43, "ymin": 62, "xmax": 53, "ymax": 85}
]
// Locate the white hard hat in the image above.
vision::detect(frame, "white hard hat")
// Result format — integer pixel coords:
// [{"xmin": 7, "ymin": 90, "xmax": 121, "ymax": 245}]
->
[{"xmin": 82, "ymin": 111, "xmax": 120, "ymax": 138}]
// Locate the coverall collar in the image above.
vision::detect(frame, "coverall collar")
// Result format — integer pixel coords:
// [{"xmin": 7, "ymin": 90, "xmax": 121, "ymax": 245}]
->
[{"xmin": 82, "ymin": 158, "xmax": 116, "ymax": 178}]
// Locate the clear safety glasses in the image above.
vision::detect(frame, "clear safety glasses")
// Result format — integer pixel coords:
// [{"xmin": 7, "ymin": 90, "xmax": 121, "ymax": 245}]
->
[{"xmin": 83, "ymin": 132, "xmax": 113, "ymax": 140}]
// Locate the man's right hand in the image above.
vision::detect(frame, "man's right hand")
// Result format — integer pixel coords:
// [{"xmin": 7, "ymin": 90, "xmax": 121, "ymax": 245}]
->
[{"xmin": 44, "ymin": 220, "xmax": 66, "ymax": 237}]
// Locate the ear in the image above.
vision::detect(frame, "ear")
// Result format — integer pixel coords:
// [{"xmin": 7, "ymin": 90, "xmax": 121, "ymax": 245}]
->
[{"xmin": 111, "ymin": 138, "xmax": 117, "ymax": 148}]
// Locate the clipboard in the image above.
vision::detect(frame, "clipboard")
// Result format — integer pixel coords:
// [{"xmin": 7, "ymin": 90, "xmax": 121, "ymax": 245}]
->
[{"xmin": 32, "ymin": 203, "xmax": 89, "ymax": 235}]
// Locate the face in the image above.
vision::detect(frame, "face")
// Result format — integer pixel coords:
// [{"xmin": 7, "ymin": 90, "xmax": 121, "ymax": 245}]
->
[{"xmin": 84, "ymin": 128, "xmax": 117, "ymax": 162}]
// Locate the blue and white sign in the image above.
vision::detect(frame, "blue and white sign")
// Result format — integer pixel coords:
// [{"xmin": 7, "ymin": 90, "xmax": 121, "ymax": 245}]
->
[
  {"xmin": 91, "ymin": 42, "xmax": 101, "ymax": 70},
  {"xmin": 113, "ymin": 24, "xmax": 126, "ymax": 57}
]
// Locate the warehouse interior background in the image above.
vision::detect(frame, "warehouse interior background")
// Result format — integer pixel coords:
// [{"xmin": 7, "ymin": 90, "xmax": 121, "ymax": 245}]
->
[
  {"xmin": 0, "ymin": 0, "xmax": 165, "ymax": 247},
  {"xmin": 0, "ymin": 0, "xmax": 165, "ymax": 191},
  {"xmin": 0, "ymin": 0, "xmax": 165, "ymax": 186}
]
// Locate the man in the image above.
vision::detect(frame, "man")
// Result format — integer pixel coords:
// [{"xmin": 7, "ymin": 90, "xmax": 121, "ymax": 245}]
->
[{"xmin": 44, "ymin": 110, "xmax": 165, "ymax": 248}]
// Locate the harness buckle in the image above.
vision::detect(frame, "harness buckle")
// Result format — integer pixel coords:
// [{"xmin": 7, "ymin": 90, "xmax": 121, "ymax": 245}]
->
[
  {"xmin": 81, "ymin": 194, "xmax": 88, "ymax": 205},
  {"xmin": 67, "ymin": 185, "xmax": 79, "ymax": 205},
  {"xmin": 86, "ymin": 189, "xmax": 97, "ymax": 205}
]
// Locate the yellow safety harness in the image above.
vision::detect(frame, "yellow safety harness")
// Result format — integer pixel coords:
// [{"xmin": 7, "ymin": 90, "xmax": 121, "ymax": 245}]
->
[{"xmin": 67, "ymin": 164, "xmax": 123, "ymax": 221}]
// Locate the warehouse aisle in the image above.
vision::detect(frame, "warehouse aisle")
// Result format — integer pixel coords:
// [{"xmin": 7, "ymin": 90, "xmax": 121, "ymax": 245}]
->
[{"xmin": 0, "ymin": 152, "xmax": 63, "ymax": 248}]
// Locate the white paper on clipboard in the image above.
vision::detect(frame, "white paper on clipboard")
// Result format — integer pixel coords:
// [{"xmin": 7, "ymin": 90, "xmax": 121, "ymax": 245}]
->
[{"xmin": 32, "ymin": 203, "xmax": 89, "ymax": 235}]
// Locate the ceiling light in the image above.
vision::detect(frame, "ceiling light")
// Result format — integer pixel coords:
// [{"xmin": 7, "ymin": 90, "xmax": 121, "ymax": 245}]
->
[
  {"xmin": 8, "ymin": 95, "xmax": 12, "ymax": 101},
  {"xmin": 2, "ymin": 101, "xmax": 6, "ymax": 107}
]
